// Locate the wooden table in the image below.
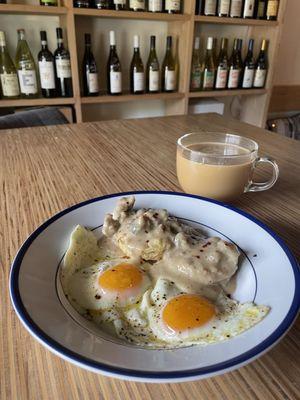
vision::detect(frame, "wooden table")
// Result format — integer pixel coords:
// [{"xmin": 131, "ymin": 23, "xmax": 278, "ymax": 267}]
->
[{"xmin": 1, "ymin": 114, "xmax": 299, "ymax": 400}]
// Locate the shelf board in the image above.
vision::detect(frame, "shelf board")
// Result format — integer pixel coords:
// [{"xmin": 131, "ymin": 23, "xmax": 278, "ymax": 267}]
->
[
  {"xmin": 0, "ymin": 4, "xmax": 67, "ymax": 15},
  {"xmin": 194, "ymin": 15, "xmax": 278, "ymax": 26},
  {"xmin": 0, "ymin": 97, "xmax": 75, "ymax": 108},
  {"xmin": 73, "ymin": 8, "xmax": 190, "ymax": 21},
  {"xmin": 81, "ymin": 92, "xmax": 185, "ymax": 104},
  {"xmin": 188, "ymin": 89, "xmax": 268, "ymax": 98}
]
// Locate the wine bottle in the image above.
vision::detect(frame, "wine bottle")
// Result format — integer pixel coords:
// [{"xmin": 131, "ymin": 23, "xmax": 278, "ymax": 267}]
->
[
  {"xmin": 241, "ymin": 38, "xmax": 255, "ymax": 89},
  {"xmin": 38, "ymin": 31, "xmax": 56, "ymax": 98},
  {"xmin": 129, "ymin": 0, "xmax": 145, "ymax": 11},
  {"xmin": 190, "ymin": 37, "xmax": 202, "ymax": 91},
  {"xmin": 73, "ymin": 0, "xmax": 90, "ymax": 7},
  {"xmin": 0, "ymin": 0, "xmax": 7, "ymax": 3},
  {"xmin": 228, "ymin": 38, "xmax": 243, "ymax": 89},
  {"xmin": 0, "ymin": 31, "xmax": 20, "ymax": 99},
  {"xmin": 146, "ymin": 36, "xmax": 159, "ymax": 93},
  {"xmin": 204, "ymin": 0, "xmax": 217, "ymax": 16},
  {"xmin": 256, "ymin": 0, "xmax": 266, "ymax": 18},
  {"xmin": 94, "ymin": 0, "xmax": 109, "ymax": 9},
  {"xmin": 230, "ymin": 0, "xmax": 242, "ymax": 17},
  {"xmin": 40, "ymin": 0, "xmax": 58, "ymax": 6},
  {"xmin": 266, "ymin": 0, "xmax": 279, "ymax": 20},
  {"xmin": 253, "ymin": 39, "xmax": 268, "ymax": 88},
  {"xmin": 195, "ymin": 0, "xmax": 204, "ymax": 15},
  {"xmin": 215, "ymin": 37, "xmax": 228, "ymax": 90},
  {"xmin": 243, "ymin": 0, "xmax": 255, "ymax": 18},
  {"xmin": 15, "ymin": 29, "xmax": 38, "ymax": 98},
  {"xmin": 148, "ymin": 0, "xmax": 162, "ymax": 12},
  {"xmin": 82, "ymin": 33, "xmax": 99, "ymax": 96},
  {"xmin": 202, "ymin": 36, "xmax": 216, "ymax": 90},
  {"xmin": 165, "ymin": 0, "xmax": 181, "ymax": 14},
  {"xmin": 113, "ymin": 0, "xmax": 126, "ymax": 10},
  {"xmin": 161, "ymin": 36, "xmax": 176, "ymax": 92},
  {"xmin": 217, "ymin": 0, "xmax": 230, "ymax": 17},
  {"xmin": 130, "ymin": 35, "xmax": 145, "ymax": 94},
  {"xmin": 107, "ymin": 30, "xmax": 122, "ymax": 95},
  {"xmin": 54, "ymin": 28, "xmax": 73, "ymax": 97}
]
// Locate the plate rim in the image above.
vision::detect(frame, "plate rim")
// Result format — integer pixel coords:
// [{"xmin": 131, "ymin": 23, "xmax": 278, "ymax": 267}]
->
[{"xmin": 9, "ymin": 190, "xmax": 300, "ymax": 381}]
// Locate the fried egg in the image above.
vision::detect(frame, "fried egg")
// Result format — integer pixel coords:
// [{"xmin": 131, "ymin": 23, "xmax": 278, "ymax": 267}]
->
[{"xmin": 64, "ymin": 260, "xmax": 151, "ymax": 313}]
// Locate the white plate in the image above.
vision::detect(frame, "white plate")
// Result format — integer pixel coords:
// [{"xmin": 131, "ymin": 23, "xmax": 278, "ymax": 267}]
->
[{"xmin": 10, "ymin": 191, "xmax": 300, "ymax": 383}]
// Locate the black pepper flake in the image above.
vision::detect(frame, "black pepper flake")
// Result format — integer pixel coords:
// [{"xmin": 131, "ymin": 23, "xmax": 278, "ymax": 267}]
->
[
  {"xmin": 146, "ymin": 240, "xmax": 149, "ymax": 243},
  {"xmin": 196, "ymin": 255, "xmax": 200, "ymax": 259},
  {"xmin": 111, "ymin": 269, "xmax": 116, "ymax": 272},
  {"xmin": 136, "ymin": 300, "xmax": 140, "ymax": 304},
  {"xmin": 213, "ymin": 326, "xmax": 216, "ymax": 329},
  {"xmin": 226, "ymin": 334, "xmax": 230, "ymax": 337},
  {"xmin": 145, "ymin": 230, "xmax": 149, "ymax": 234},
  {"xmin": 196, "ymin": 318, "xmax": 199, "ymax": 322},
  {"xmin": 153, "ymin": 213, "xmax": 159, "ymax": 218},
  {"xmin": 253, "ymin": 254, "xmax": 257, "ymax": 258},
  {"xmin": 95, "ymin": 294, "xmax": 101, "ymax": 299},
  {"xmin": 200, "ymin": 250, "xmax": 204, "ymax": 253}
]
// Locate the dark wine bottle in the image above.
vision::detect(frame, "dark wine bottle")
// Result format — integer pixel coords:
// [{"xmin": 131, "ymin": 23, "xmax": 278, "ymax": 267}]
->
[
  {"xmin": 242, "ymin": 38, "xmax": 255, "ymax": 89},
  {"xmin": 82, "ymin": 33, "xmax": 99, "ymax": 96},
  {"xmin": 161, "ymin": 36, "xmax": 177, "ymax": 92},
  {"xmin": 266, "ymin": 0, "xmax": 279, "ymax": 20},
  {"xmin": 38, "ymin": 31, "xmax": 56, "ymax": 98},
  {"xmin": 215, "ymin": 37, "xmax": 228, "ymax": 90},
  {"xmin": 107, "ymin": 30, "xmax": 122, "ymax": 95},
  {"xmin": 54, "ymin": 28, "xmax": 73, "ymax": 97},
  {"xmin": 217, "ymin": 0, "xmax": 230, "ymax": 17},
  {"xmin": 195, "ymin": 0, "xmax": 204, "ymax": 15},
  {"xmin": 130, "ymin": 35, "xmax": 145, "ymax": 94},
  {"xmin": 253, "ymin": 39, "xmax": 268, "ymax": 88},
  {"xmin": 228, "ymin": 38, "xmax": 243, "ymax": 89},
  {"xmin": 146, "ymin": 36, "xmax": 160, "ymax": 93}
]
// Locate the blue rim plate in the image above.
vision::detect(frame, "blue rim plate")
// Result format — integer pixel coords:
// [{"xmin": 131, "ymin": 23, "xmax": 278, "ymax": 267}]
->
[{"xmin": 9, "ymin": 191, "xmax": 300, "ymax": 382}]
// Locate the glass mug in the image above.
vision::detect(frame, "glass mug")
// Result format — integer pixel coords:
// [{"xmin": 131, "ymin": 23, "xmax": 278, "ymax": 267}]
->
[{"xmin": 176, "ymin": 132, "xmax": 279, "ymax": 202}]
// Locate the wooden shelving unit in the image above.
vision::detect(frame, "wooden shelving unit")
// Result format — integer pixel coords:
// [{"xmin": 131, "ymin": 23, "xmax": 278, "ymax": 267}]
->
[{"xmin": 0, "ymin": 0, "xmax": 287, "ymax": 127}]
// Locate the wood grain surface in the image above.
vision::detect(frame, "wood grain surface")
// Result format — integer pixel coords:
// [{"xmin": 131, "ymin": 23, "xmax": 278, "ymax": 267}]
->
[{"xmin": 1, "ymin": 114, "xmax": 299, "ymax": 400}]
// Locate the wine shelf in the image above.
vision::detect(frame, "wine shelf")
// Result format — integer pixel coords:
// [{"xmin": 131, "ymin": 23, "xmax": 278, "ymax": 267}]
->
[
  {"xmin": 188, "ymin": 89, "xmax": 268, "ymax": 98},
  {"xmin": 73, "ymin": 9, "xmax": 190, "ymax": 21},
  {"xmin": 194, "ymin": 15, "xmax": 278, "ymax": 26},
  {"xmin": 0, "ymin": 4, "xmax": 67, "ymax": 15},
  {"xmin": 0, "ymin": 97, "xmax": 75, "ymax": 108},
  {"xmin": 81, "ymin": 92, "xmax": 185, "ymax": 104}
]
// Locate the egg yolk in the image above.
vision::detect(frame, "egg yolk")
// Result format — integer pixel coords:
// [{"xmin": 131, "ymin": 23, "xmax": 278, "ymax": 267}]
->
[
  {"xmin": 162, "ymin": 294, "xmax": 215, "ymax": 331},
  {"xmin": 98, "ymin": 263, "xmax": 143, "ymax": 292}
]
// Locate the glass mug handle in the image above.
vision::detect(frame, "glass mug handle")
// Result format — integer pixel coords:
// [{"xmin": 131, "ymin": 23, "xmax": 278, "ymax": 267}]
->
[{"xmin": 246, "ymin": 157, "xmax": 279, "ymax": 193}]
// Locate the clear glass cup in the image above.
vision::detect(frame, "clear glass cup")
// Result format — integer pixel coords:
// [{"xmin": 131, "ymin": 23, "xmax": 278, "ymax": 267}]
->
[{"xmin": 176, "ymin": 132, "xmax": 279, "ymax": 202}]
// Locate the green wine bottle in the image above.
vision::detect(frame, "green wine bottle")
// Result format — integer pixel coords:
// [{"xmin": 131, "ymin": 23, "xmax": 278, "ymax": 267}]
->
[
  {"xmin": 190, "ymin": 37, "xmax": 202, "ymax": 91},
  {"xmin": 202, "ymin": 37, "xmax": 216, "ymax": 91},
  {"xmin": 0, "ymin": 31, "xmax": 20, "ymax": 99},
  {"xmin": 161, "ymin": 36, "xmax": 176, "ymax": 93},
  {"xmin": 15, "ymin": 29, "xmax": 38, "ymax": 98},
  {"xmin": 130, "ymin": 35, "xmax": 145, "ymax": 94},
  {"xmin": 146, "ymin": 36, "xmax": 159, "ymax": 93}
]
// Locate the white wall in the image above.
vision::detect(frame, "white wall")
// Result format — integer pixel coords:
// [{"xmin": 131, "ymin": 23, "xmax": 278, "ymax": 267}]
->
[{"xmin": 273, "ymin": 0, "xmax": 300, "ymax": 85}]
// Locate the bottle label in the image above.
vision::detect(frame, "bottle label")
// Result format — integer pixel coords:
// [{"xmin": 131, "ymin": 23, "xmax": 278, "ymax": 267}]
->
[
  {"xmin": 204, "ymin": 0, "xmax": 216, "ymax": 15},
  {"xmin": 0, "ymin": 73, "xmax": 19, "ymax": 97},
  {"xmin": 267, "ymin": 1, "xmax": 278, "ymax": 16},
  {"xmin": 253, "ymin": 69, "xmax": 267, "ymax": 87},
  {"xmin": 165, "ymin": 0, "xmax": 180, "ymax": 11},
  {"xmin": 39, "ymin": 60, "xmax": 55, "ymax": 89},
  {"xmin": 257, "ymin": 1, "xmax": 265, "ymax": 17},
  {"xmin": 110, "ymin": 71, "xmax": 122, "ymax": 93},
  {"xmin": 230, "ymin": 0, "xmax": 242, "ymax": 17},
  {"xmin": 17, "ymin": 70, "xmax": 38, "ymax": 94},
  {"xmin": 130, "ymin": 0, "xmax": 145, "ymax": 9},
  {"xmin": 215, "ymin": 67, "xmax": 228, "ymax": 89},
  {"xmin": 242, "ymin": 67, "xmax": 254, "ymax": 88},
  {"xmin": 228, "ymin": 68, "xmax": 240, "ymax": 89},
  {"xmin": 114, "ymin": 0, "xmax": 126, "ymax": 3},
  {"xmin": 203, "ymin": 70, "xmax": 214, "ymax": 89},
  {"xmin": 133, "ymin": 71, "xmax": 144, "ymax": 92},
  {"xmin": 219, "ymin": 0, "xmax": 230, "ymax": 14},
  {"xmin": 244, "ymin": 0, "xmax": 255, "ymax": 17},
  {"xmin": 56, "ymin": 59, "xmax": 72, "ymax": 79},
  {"xmin": 87, "ymin": 72, "xmax": 99, "ymax": 93},
  {"xmin": 148, "ymin": 0, "xmax": 162, "ymax": 11},
  {"xmin": 190, "ymin": 67, "xmax": 201, "ymax": 89},
  {"xmin": 149, "ymin": 70, "xmax": 159, "ymax": 91},
  {"xmin": 165, "ymin": 70, "xmax": 176, "ymax": 91}
]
